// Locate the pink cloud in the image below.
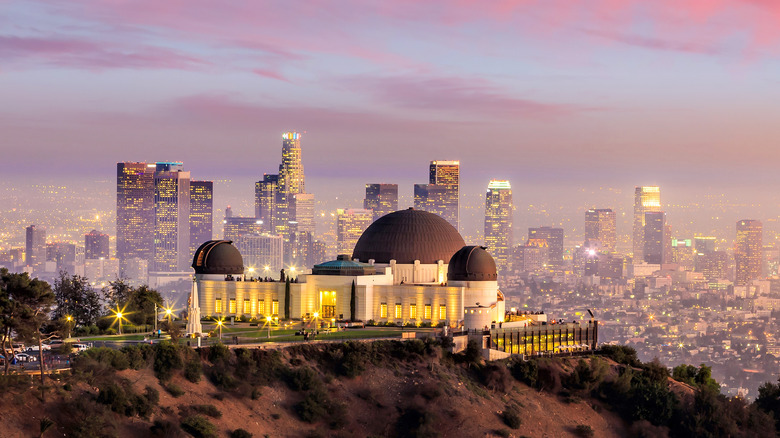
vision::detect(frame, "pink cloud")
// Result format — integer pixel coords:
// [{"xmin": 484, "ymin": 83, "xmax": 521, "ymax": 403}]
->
[
  {"xmin": 0, "ymin": 35, "xmax": 208, "ymax": 70},
  {"xmin": 252, "ymin": 69, "xmax": 288, "ymax": 82}
]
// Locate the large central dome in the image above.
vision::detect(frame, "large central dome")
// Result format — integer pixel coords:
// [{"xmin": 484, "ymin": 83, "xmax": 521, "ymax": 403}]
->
[{"xmin": 352, "ymin": 208, "xmax": 466, "ymax": 264}]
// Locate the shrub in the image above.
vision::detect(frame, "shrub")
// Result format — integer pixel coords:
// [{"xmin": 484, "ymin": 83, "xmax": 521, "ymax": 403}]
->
[
  {"xmin": 97, "ymin": 382, "xmax": 131, "ymax": 415},
  {"xmin": 502, "ymin": 407, "xmax": 522, "ymax": 429},
  {"xmin": 150, "ymin": 420, "xmax": 183, "ymax": 437},
  {"xmin": 230, "ymin": 429, "xmax": 253, "ymax": 438},
  {"xmin": 165, "ymin": 383, "xmax": 185, "ymax": 397},
  {"xmin": 145, "ymin": 386, "xmax": 160, "ymax": 405},
  {"xmin": 511, "ymin": 359, "xmax": 538, "ymax": 387},
  {"xmin": 480, "ymin": 363, "xmax": 513, "ymax": 393},
  {"xmin": 207, "ymin": 343, "xmax": 231, "ymax": 363},
  {"xmin": 82, "ymin": 347, "xmax": 129, "ymax": 370},
  {"xmin": 285, "ymin": 366, "xmax": 321, "ymax": 392},
  {"xmin": 181, "ymin": 415, "xmax": 217, "ymax": 438},
  {"xmin": 574, "ymin": 424, "xmax": 594, "ymax": 438},
  {"xmin": 599, "ymin": 345, "xmax": 640, "ymax": 367},
  {"xmin": 190, "ymin": 404, "xmax": 222, "ymax": 418},
  {"xmin": 122, "ymin": 344, "xmax": 154, "ymax": 369},
  {"xmin": 295, "ymin": 389, "xmax": 330, "ymax": 422},
  {"xmin": 154, "ymin": 342, "xmax": 183, "ymax": 381},
  {"xmin": 184, "ymin": 358, "xmax": 202, "ymax": 383}
]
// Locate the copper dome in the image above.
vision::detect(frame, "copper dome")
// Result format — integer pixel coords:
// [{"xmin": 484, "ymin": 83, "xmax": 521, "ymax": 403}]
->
[
  {"xmin": 192, "ymin": 240, "xmax": 244, "ymax": 275},
  {"xmin": 447, "ymin": 246, "xmax": 497, "ymax": 281},
  {"xmin": 352, "ymin": 208, "xmax": 465, "ymax": 264}
]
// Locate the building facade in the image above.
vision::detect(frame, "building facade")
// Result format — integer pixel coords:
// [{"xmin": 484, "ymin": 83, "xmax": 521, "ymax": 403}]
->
[
  {"xmin": 364, "ymin": 183, "xmax": 399, "ymax": 222},
  {"xmin": 633, "ymin": 186, "xmax": 661, "ymax": 262},
  {"xmin": 528, "ymin": 226, "xmax": 564, "ymax": 268},
  {"xmin": 153, "ymin": 162, "xmax": 191, "ymax": 272},
  {"xmin": 735, "ymin": 219, "xmax": 763, "ymax": 286},
  {"xmin": 190, "ymin": 180, "xmax": 213, "ymax": 257},
  {"xmin": 643, "ymin": 211, "xmax": 666, "ymax": 264},
  {"xmin": 584, "ymin": 208, "xmax": 616, "ymax": 253},
  {"xmin": 116, "ymin": 162, "xmax": 155, "ymax": 273},
  {"xmin": 336, "ymin": 209, "xmax": 373, "ymax": 255},
  {"xmin": 25, "ymin": 225, "xmax": 46, "ymax": 270},
  {"xmin": 85, "ymin": 229, "xmax": 110, "ymax": 260},
  {"xmin": 484, "ymin": 180, "xmax": 513, "ymax": 273},
  {"xmin": 415, "ymin": 160, "xmax": 459, "ymax": 230}
]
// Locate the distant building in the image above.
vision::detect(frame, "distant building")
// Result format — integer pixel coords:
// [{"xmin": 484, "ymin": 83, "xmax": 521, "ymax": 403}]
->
[
  {"xmin": 696, "ymin": 250, "xmax": 728, "ymax": 280},
  {"xmin": 415, "ymin": 160, "xmax": 459, "ymax": 230},
  {"xmin": 694, "ymin": 236, "xmax": 717, "ymax": 254},
  {"xmin": 735, "ymin": 219, "xmax": 762, "ymax": 286},
  {"xmin": 671, "ymin": 238, "xmax": 695, "ymax": 270},
  {"xmin": 153, "ymin": 162, "xmax": 191, "ymax": 272},
  {"xmin": 233, "ymin": 234, "xmax": 284, "ymax": 278},
  {"xmin": 190, "ymin": 181, "xmax": 213, "ymax": 255},
  {"xmin": 585, "ymin": 208, "xmax": 616, "ymax": 252},
  {"xmin": 254, "ymin": 174, "xmax": 278, "ymax": 233},
  {"xmin": 643, "ymin": 211, "xmax": 666, "ymax": 264},
  {"xmin": 364, "ymin": 183, "xmax": 398, "ymax": 222},
  {"xmin": 484, "ymin": 180, "xmax": 513, "ymax": 273},
  {"xmin": 224, "ymin": 217, "xmax": 264, "ymax": 242},
  {"xmin": 25, "ymin": 225, "xmax": 46, "ymax": 270},
  {"xmin": 633, "ymin": 186, "xmax": 661, "ymax": 261},
  {"xmin": 85, "ymin": 230, "xmax": 110, "ymax": 260},
  {"xmin": 47, "ymin": 242, "xmax": 77, "ymax": 274},
  {"xmin": 116, "ymin": 162, "xmax": 155, "ymax": 273},
  {"xmin": 336, "ymin": 209, "xmax": 373, "ymax": 255},
  {"xmin": 528, "ymin": 226, "xmax": 564, "ymax": 267}
]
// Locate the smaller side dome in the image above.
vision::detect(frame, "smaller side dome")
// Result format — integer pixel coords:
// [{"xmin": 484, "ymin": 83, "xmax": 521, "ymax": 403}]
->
[
  {"xmin": 192, "ymin": 240, "xmax": 244, "ymax": 275},
  {"xmin": 447, "ymin": 246, "xmax": 497, "ymax": 281}
]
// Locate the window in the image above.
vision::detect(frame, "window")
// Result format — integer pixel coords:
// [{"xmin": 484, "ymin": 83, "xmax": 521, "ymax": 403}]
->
[
  {"xmin": 229, "ymin": 299, "xmax": 237, "ymax": 314},
  {"xmin": 395, "ymin": 304, "xmax": 402, "ymax": 319},
  {"xmin": 244, "ymin": 299, "xmax": 250, "ymax": 314},
  {"xmin": 380, "ymin": 303, "xmax": 387, "ymax": 318},
  {"xmin": 272, "ymin": 300, "xmax": 279, "ymax": 316},
  {"xmin": 424, "ymin": 304, "xmax": 431, "ymax": 320},
  {"xmin": 410, "ymin": 304, "xmax": 417, "ymax": 319},
  {"xmin": 258, "ymin": 300, "xmax": 265, "ymax": 315},
  {"xmin": 439, "ymin": 305, "xmax": 446, "ymax": 321},
  {"xmin": 215, "ymin": 299, "xmax": 223, "ymax": 313}
]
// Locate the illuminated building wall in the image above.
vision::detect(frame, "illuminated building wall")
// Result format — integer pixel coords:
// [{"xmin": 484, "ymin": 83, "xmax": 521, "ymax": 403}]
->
[
  {"xmin": 290, "ymin": 193, "xmax": 316, "ymax": 265},
  {"xmin": 153, "ymin": 162, "xmax": 191, "ymax": 272},
  {"xmin": 735, "ymin": 219, "xmax": 763, "ymax": 286},
  {"xmin": 116, "ymin": 162, "xmax": 155, "ymax": 269},
  {"xmin": 234, "ymin": 234, "xmax": 284, "ymax": 278},
  {"xmin": 274, "ymin": 132, "xmax": 305, "ymax": 243},
  {"xmin": 254, "ymin": 174, "xmax": 278, "ymax": 233},
  {"xmin": 428, "ymin": 160, "xmax": 459, "ymax": 230},
  {"xmin": 190, "ymin": 181, "xmax": 213, "ymax": 256},
  {"xmin": 671, "ymin": 238, "xmax": 695, "ymax": 270},
  {"xmin": 223, "ymin": 217, "xmax": 264, "ymax": 241},
  {"xmin": 528, "ymin": 226, "xmax": 564, "ymax": 267},
  {"xmin": 336, "ymin": 209, "xmax": 373, "ymax": 255},
  {"xmin": 25, "ymin": 225, "xmax": 46, "ymax": 269},
  {"xmin": 584, "ymin": 208, "xmax": 616, "ymax": 252},
  {"xmin": 364, "ymin": 183, "xmax": 399, "ymax": 221},
  {"xmin": 633, "ymin": 186, "xmax": 661, "ymax": 262},
  {"xmin": 696, "ymin": 250, "xmax": 728, "ymax": 280},
  {"xmin": 484, "ymin": 180, "xmax": 513, "ymax": 273},
  {"xmin": 85, "ymin": 229, "xmax": 109, "ymax": 260},
  {"xmin": 643, "ymin": 211, "xmax": 666, "ymax": 264}
]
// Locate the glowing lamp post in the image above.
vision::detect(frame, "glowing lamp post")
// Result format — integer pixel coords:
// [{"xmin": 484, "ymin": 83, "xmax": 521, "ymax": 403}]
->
[
  {"xmin": 165, "ymin": 307, "xmax": 173, "ymax": 324},
  {"xmin": 266, "ymin": 316, "xmax": 272, "ymax": 339},
  {"xmin": 116, "ymin": 312, "xmax": 123, "ymax": 335},
  {"xmin": 65, "ymin": 315, "xmax": 73, "ymax": 339},
  {"xmin": 216, "ymin": 319, "xmax": 223, "ymax": 340}
]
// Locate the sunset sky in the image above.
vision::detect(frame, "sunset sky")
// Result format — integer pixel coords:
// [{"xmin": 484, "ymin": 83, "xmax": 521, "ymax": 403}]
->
[{"xmin": 3, "ymin": 0, "xmax": 780, "ymax": 217}]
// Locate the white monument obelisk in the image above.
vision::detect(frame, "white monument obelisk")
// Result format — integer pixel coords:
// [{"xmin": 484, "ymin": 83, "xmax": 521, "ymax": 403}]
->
[{"xmin": 186, "ymin": 277, "xmax": 202, "ymax": 336}]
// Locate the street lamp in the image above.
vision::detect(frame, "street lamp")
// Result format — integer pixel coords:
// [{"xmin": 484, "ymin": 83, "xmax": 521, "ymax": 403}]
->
[
  {"xmin": 116, "ymin": 312, "xmax": 123, "ymax": 335},
  {"xmin": 216, "ymin": 319, "xmax": 223, "ymax": 340},
  {"xmin": 165, "ymin": 307, "xmax": 173, "ymax": 324},
  {"xmin": 266, "ymin": 315, "xmax": 272, "ymax": 339},
  {"xmin": 65, "ymin": 315, "xmax": 73, "ymax": 339}
]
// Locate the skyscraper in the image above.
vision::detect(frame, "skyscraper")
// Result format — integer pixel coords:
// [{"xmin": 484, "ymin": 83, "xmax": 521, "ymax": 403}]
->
[
  {"xmin": 153, "ymin": 162, "xmax": 190, "ymax": 272},
  {"xmin": 484, "ymin": 180, "xmax": 513, "ymax": 273},
  {"xmin": 275, "ymin": 132, "xmax": 306, "ymax": 239},
  {"xmin": 116, "ymin": 162, "xmax": 155, "ymax": 271},
  {"xmin": 224, "ymin": 217, "xmax": 264, "ymax": 242},
  {"xmin": 643, "ymin": 211, "xmax": 665, "ymax": 264},
  {"xmin": 85, "ymin": 229, "xmax": 110, "ymax": 260},
  {"xmin": 735, "ymin": 219, "xmax": 762, "ymax": 286},
  {"xmin": 25, "ymin": 225, "xmax": 46, "ymax": 269},
  {"xmin": 528, "ymin": 226, "xmax": 564, "ymax": 267},
  {"xmin": 364, "ymin": 184, "xmax": 398, "ymax": 221},
  {"xmin": 190, "ymin": 180, "xmax": 214, "ymax": 254},
  {"xmin": 633, "ymin": 186, "xmax": 661, "ymax": 262},
  {"xmin": 255, "ymin": 174, "xmax": 279, "ymax": 233},
  {"xmin": 584, "ymin": 208, "xmax": 616, "ymax": 252},
  {"xmin": 415, "ymin": 161, "xmax": 459, "ymax": 230},
  {"xmin": 336, "ymin": 209, "xmax": 373, "ymax": 255},
  {"xmin": 234, "ymin": 234, "xmax": 284, "ymax": 277}
]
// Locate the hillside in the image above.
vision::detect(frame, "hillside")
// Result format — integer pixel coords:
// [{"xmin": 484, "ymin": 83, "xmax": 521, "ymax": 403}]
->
[{"xmin": 0, "ymin": 340, "xmax": 775, "ymax": 438}]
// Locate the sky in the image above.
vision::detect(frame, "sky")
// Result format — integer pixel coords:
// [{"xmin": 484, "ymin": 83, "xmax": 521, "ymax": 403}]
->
[{"xmin": 3, "ymin": 0, "xmax": 780, "ymax": 242}]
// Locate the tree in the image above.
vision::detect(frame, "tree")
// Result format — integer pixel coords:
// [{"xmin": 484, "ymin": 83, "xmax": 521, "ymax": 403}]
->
[
  {"xmin": 284, "ymin": 278, "xmax": 291, "ymax": 320},
  {"xmin": 755, "ymin": 378, "xmax": 780, "ymax": 432},
  {"xmin": 125, "ymin": 286, "xmax": 163, "ymax": 326},
  {"xmin": 53, "ymin": 271, "xmax": 102, "ymax": 327},
  {"xmin": 102, "ymin": 278, "xmax": 133, "ymax": 309},
  {"xmin": 350, "ymin": 280, "xmax": 356, "ymax": 322}
]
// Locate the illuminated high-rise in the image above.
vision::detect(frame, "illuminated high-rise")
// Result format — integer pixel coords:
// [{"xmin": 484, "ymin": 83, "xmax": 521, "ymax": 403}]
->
[
  {"xmin": 528, "ymin": 226, "xmax": 564, "ymax": 267},
  {"xmin": 190, "ymin": 180, "xmax": 213, "ymax": 254},
  {"xmin": 735, "ymin": 219, "xmax": 762, "ymax": 286},
  {"xmin": 152, "ymin": 162, "xmax": 190, "ymax": 272},
  {"xmin": 274, "ymin": 132, "xmax": 306, "ymax": 239},
  {"xmin": 584, "ymin": 208, "xmax": 616, "ymax": 252},
  {"xmin": 633, "ymin": 186, "xmax": 661, "ymax": 261},
  {"xmin": 234, "ymin": 234, "xmax": 284, "ymax": 277},
  {"xmin": 484, "ymin": 180, "xmax": 513, "ymax": 273},
  {"xmin": 336, "ymin": 209, "xmax": 373, "ymax": 255},
  {"xmin": 415, "ymin": 161, "xmax": 459, "ymax": 230},
  {"xmin": 643, "ymin": 211, "xmax": 665, "ymax": 264},
  {"xmin": 25, "ymin": 225, "xmax": 46, "ymax": 269},
  {"xmin": 116, "ymin": 162, "xmax": 155, "ymax": 271},
  {"xmin": 364, "ymin": 184, "xmax": 398, "ymax": 221},
  {"xmin": 224, "ymin": 217, "xmax": 264, "ymax": 242},
  {"xmin": 254, "ymin": 174, "xmax": 278, "ymax": 233},
  {"xmin": 85, "ymin": 229, "xmax": 110, "ymax": 260}
]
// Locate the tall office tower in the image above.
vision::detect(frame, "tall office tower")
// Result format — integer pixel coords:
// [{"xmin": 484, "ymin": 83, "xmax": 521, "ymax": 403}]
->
[
  {"xmin": 484, "ymin": 180, "xmax": 513, "ymax": 273},
  {"xmin": 663, "ymin": 224, "xmax": 673, "ymax": 265},
  {"xmin": 694, "ymin": 236, "xmax": 717, "ymax": 254},
  {"xmin": 152, "ymin": 162, "xmax": 191, "ymax": 272},
  {"xmin": 528, "ymin": 226, "xmax": 564, "ymax": 267},
  {"xmin": 671, "ymin": 238, "xmax": 695, "ymax": 270},
  {"xmin": 116, "ymin": 162, "xmax": 155, "ymax": 271},
  {"xmin": 336, "ymin": 209, "xmax": 373, "ymax": 255},
  {"xmin": 426, "ymin": 160, "xmax": 460, "ymax": 229},
  {"xmin": 190, "ymin": 181, "xmax": 214, "ymax": 254},
  {"xmin": 85, "ymin": 230, "xmax": 110, "ymax": 259},
  {"xmin": 25, "ymin": 225, "xmax": 46, "ymax": 269},
  {"xmin": 255, "ymin": 174, "xmax": 279, "ymax": 233},
  {"xmin": 414, "ymin": 184, "xmax": 447, "ymax": 212},
  {"xmin": 225, "ymin": 206, "xmax": 233, "ymax": 219},
  {"xmin": 642, "ymin": 211, "xmax": 665, "ymax": 264},
  {"xmin": 364, "ymin": 184, "xmax": 399, "ymax": 221},
  {"xmin": 633, "ymin": 186, "xmax": 661, "ymax": 261},
  {"xmin": 274, "ymin": 132, "xmax": 306, "ymax": 239},
  {"xmin": 697, "ymin": 251, "xmax": 729, "ymax": 280},
  {"xmin": 735, "ymin": 219, "xmax": 763, "ymax": 286},
  {"xmin": 234, "ymin": 234, "xmax": 284, "ymax": 277},
  {"xmin": 47, "ymin": 242, "xmax": 77, "ymax": 274},
  {"xmin": 289, "ymin": 193, "xmax": 315, "ymax": 265},
  {"xmin": 223, "ymin": 217, "xmax": 264, "ymax": 242},
  {"xmin": 584, "ymin": 208, "xmax": 616, "ymax": 252}
]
